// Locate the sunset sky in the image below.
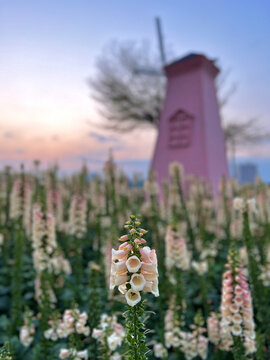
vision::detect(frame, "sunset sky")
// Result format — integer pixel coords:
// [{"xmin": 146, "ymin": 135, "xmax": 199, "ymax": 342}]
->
[{"xmin": 1, "ymin": 0, "xmax": 270, "ymax": 178}]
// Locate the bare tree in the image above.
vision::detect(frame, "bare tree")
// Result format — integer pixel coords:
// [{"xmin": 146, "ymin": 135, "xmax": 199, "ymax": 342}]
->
[
  {"xmin": 215, "ymin": 69, "xmax": 270, "ymax": 176},
  {"xmin": 89, "ymin": 40, "xmax": 166, "ymax": 132},
  {"xmin": 223, "ymin": 118, "xmax": 269, "ymax": 146},
  {"xmin": 216, "ymin": 68, "xmax": 237, "ymax": 110},
  {"xmin": 223, "ymin": 118, "xmax": 270, "ymax": 176}
]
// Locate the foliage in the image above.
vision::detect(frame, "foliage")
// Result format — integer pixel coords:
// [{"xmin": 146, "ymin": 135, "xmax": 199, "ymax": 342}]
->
[{"xmin": 0, "ymin": 160, "xmax": 269, "ymax": 359}]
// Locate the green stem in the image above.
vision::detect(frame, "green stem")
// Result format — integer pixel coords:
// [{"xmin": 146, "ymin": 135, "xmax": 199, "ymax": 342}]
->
[
  {"xmin": 125, "ymin": 302, "xmax": 147, "ymax": 360},
  {"xmin": 198, "ymin": 275, "xmax": 209, "ymax": 317},
  {"xmin": 10, "ymin": 223, "xmax": 23, "ymax": 334},
  {"xmin": 175, "ymin": 268, "xmax": 185, "ymax": 321},
  {"xmin": 232, "ymin": 336, "xmax": 246, "ymax": 360},
  {"xmin": 74, "ymin": 235, "xmax": 83, "ymax": 297},
  {"xmin": 39, "ymin": 271, "xmax": 52, "ymax": 360},
  {"xmin": 243, "ymin": 209, "xmax": 263, "ymax": 321},
  {"xmin": 176, "ymin": 176, "xmax": 196, "ymax": 257},
  {"xmin": 133, "ymin": 306, "xmax": 138, "ymax": 360}
]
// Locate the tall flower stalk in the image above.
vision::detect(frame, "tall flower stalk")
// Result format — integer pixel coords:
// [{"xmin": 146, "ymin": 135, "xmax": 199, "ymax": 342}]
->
[
  {"xmin": 104, "ymin": 154, "xmax": 118, "ymax": 222},
  {"xmin": 110, "ymin": 215, "xmax": 159, "ymax": 360},
  {"xmin": 88, "ymin": 263, "xmax": 103, "ymax": 358},
  {"xmin": 10, "ymin": 176, "xmax": 25, "ymax": 334},
  {"xmin": 169, "ymin": 162, "xmax": 196, "ymax": 257},
  {"xmin": 234, "ymin": 198, "xmax": 264, "ymax": 321},
  {"xmin": 32, "ymin": 205, "xmax": 58, "ymax": 359},
  {"xmin": 219, "ymin": 176, "xmax": 232, "ymax": 241},
  {"xmin": 165, "ymin": 225, "xmax": 190, "ymax": 320},
  {"xmin": 68, "ymin": 194, "xmax": 87, "ymax": 295},
  {"xmin": 220, "ymin": 247, "xmax": 256, "ymax": 359},
  {"xmin": 144, "ymin": 171, "xmax": 166, "ymax": 339}
]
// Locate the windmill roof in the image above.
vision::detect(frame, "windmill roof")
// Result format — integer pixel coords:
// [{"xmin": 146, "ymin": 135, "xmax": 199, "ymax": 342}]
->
[{"xmin": 165, "ymin": 53, "xmax": 219, "ymax": 77}]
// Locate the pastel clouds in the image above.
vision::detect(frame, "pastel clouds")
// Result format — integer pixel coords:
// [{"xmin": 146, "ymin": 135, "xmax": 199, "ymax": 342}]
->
[{"xmin": 0, "ymin": 103, "xmax": 156, "ymax": 173}]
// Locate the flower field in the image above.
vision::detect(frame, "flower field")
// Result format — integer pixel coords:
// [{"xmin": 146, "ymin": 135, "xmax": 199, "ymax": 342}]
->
[{"xmin": 0, "ymin": 159, "xmax": 270, "ymax": 360}]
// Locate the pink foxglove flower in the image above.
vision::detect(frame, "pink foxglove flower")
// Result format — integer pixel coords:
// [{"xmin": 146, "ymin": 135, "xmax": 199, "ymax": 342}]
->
[
  {"xmin": 68, "ymin": 195, "xmax": 87, "ymax": 238},
  {"xmin": 220, "ymin": 253, "xmax": 256, "ymax": 354},
  {"xmin": 165, "ymin": 226, "xmax": 190, "ymax": 271},
  {"xmin": 207, "ymin": 312, "xmax": 220, "ymax": 345}
]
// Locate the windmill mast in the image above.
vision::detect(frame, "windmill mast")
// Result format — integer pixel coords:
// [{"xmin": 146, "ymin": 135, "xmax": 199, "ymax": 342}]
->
[
  {"xmin": 133, "ymin": 17, "xmax": 166, "ymax": 75},
  {"xmin": 155, "ymin": 17, "xmax": 166, "ymax": 66}
]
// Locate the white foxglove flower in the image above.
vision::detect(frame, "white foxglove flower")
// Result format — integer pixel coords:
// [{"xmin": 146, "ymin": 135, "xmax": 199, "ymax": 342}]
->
[
  {"xmin": 107, "ymin": 333, "xmax": 122, "ymax": 351},
  {"xmin": 126, "ymin": 256, "xmax": 141, "ymax": 273},
  {"xmin": 130, "ymin": 273, "xmax": 146, "ymax": 291},
  {"xmin": 77, "ymin": 349, "xmax": 88, "ymax": 359},
  {"xmin": 233, "ymin": 197, "xmax": 244, "ymax": 211},
  {"xmin": 59, "ymin": 349, "xmax": 70, "ymax": 359},
  {"xmin": 125, "ymin": 289, "xmax": 141, "ymax": 307}
]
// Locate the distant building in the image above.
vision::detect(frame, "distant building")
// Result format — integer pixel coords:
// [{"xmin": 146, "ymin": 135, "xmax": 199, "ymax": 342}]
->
[{"xmin": 237, "ymin": 163, "xmax": 258, "ymax": 184}]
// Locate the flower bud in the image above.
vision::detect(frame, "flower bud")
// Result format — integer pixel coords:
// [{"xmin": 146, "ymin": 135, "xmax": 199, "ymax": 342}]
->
[{"xmin": 119, "ymin": 234, "xmax": 129, "ymax": 242}]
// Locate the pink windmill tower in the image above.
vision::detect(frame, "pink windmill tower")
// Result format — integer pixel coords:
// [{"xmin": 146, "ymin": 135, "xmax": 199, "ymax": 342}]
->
[{"xmin": 151, "ymin": 53, "xmax": 229, "ymax": 194}]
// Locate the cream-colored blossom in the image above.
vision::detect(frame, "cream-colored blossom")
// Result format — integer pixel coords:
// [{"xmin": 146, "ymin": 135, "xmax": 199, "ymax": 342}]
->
[
  {"xmin": 125, "ymin": 289, "xmax": 141, "ymax": 307},
  {"xmin": 130, "ymin": 273, "xmax": 146, "ymax": 291},
  {"xmin": 126, "ymin": 256, "xmax": 141, "ymax": 273}
]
